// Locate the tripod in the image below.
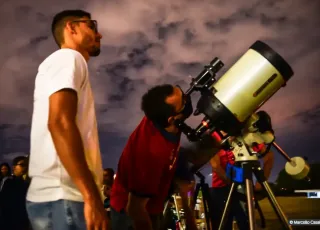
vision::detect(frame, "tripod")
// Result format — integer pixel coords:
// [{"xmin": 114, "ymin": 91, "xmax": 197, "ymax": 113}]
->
[
  {"xmin": 218, "ymin": 159, "xmax": 292, "ymax": 230},
  {"xmin": 193, "ymin": 171, "xmax": 212, "ymax": 230}
]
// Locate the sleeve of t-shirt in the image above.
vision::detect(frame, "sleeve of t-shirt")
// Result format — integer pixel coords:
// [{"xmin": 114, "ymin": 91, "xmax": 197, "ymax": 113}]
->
[
  {"xmin": 45, "ymin": 50, "xmax": 86, "ymax": 97},
  {"xmin": 127, "ymin": 148, "xmax": 167, "ymax": 198}
]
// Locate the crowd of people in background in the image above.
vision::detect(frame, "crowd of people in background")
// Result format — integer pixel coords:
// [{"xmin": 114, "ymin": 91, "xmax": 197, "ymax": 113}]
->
[
  {"xmin": 0, "ymin": 157, "xmax": 31, "ymax": 229},
  {"xmin": 0, "ymin": 161, "xmax": 115, "ymax": 230}
]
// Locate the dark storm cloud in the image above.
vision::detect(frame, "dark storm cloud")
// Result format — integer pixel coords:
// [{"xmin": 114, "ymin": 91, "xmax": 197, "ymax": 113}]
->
[
  {"xmin": 0, "ymin": 0, "xmax": 319, "ymax": 174},
  {"xmin": 157, "ymin": 21, "xmax": 185, "ymax": 40},
  {"xmin": 97, "ymin": 125, "xmax": 129, "ymax": 168},
  {"xmin": 29, "ymin": 36, "xmax": 49, "ymax": 46},
  {"xmin": 173, "ymin": 62, "xmax": 204, "ymax": 77},
  {"xmin": 291, "ymin": 104, "xmax": 320, "ymax": 126},
  {"xmin": 0, "ymin": 124, "xmax": 30, "ymax": 162}
]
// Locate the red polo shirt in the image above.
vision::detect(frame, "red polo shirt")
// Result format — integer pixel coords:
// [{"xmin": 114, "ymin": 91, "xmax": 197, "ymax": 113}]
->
[
  {"xmin": 110, "ymin": 116, "xmax": 180, "ymax": 215},
  {"xmin": 212, "ymin": 149, "xmax": 235, "ymax": 187},
  {"xmin": 211, "ymin": 131, "xmax": 235, "ymax": 187}
]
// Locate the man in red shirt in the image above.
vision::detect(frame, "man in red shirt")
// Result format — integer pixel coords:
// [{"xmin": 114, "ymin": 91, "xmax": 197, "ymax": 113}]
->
[
  {"xmin": 209, "ymin": 132, "xmax": 274, "ymax": 230},
  {"xmin": 110, "ymin": 84, "xmax": 197, "ymax": 230}
]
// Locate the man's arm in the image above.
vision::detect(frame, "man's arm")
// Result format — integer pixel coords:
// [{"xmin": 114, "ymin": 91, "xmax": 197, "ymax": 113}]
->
[
  {"xmin": 255, "ymin": 150, "xmax": 274, "ymax": 191},
  {"xmin": 48, "ymin": 89, "xmax": 108, "ymax": 230},
  {"xmin": 48, "ymin": 89, "xmax": 100, "ymax": 201},
  {"xmin": 126, "ymin": 193, "xmax": 153, "ymax": 230},
  {"xmin": 210, "ymin": 154, "xmax": 231, "ymax": 184},
  {"xmin": 262, "ymin": 150, "xmax": 274, "ymax": 180}
]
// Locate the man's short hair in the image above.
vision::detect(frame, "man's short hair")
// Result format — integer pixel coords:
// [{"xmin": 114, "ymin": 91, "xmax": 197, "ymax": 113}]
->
[
  {"xmin": 12, "ymin": 156, "xmax": 28, "ymax": 167},
  {"xmin": 141, "ymin": 84, "xmax": 176, "ymax": 127},
  {"xmin": 104, "ymin": 168, "xmax": 115, "ymax": 177},
  {"xmin": 51, "ymin": 10, "xmax": 91, "ymax": 47}
]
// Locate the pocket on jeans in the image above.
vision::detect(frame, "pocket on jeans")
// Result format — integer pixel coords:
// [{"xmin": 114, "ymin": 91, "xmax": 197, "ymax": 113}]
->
[
  {"xmin": 63, "ymin": 200, "xmax": 86, "ymax": 228},
  {"xmin": 26, "ymin": 201, "xmax": 53, "ymax": 230}
]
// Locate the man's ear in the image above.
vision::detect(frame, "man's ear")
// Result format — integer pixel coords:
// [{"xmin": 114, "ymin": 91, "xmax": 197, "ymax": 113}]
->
[
  {"xmin": 167, "ymin": 116, "xmax": 175, "ymax": 125},
  {"xmin": 66, "ymin": 21, "xmax": 77, "ymax": 34}
]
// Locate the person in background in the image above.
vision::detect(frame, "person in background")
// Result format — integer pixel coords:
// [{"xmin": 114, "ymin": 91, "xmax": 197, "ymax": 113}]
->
[
  {"xmin": 0, "ymin": 156, "xmax": 31, "ymax": 230},
  {"xmin": 110, "ymin": 84, "xmax": 197, "ymax": 230},
  {"xmin": 103, "ymin": 179, "xmax": 113, "ymax": 216},
  {"xmin": 209, "ymin": 131, "xmax": 274, "ymax": 230},
  {"xmin": 0, "ymin": 163, "xmax": 11, "ymax": 188},
  {"xmin": 0, "ymin": 162, "xmax": 11, "ymax": 228},
  {"xmin": 102, "ymin": 168, "xmax": 115, "ymax": 213},
  {"xmin": 0, "ymin": 163, "xmax": 11, "ymax": 178},
  {"xmin": 104, "ymin": 168, "xmax": 115, "ymax": 184},
  {"xmin": 26, "ymin": 9, "xmax": 108, "ymax": 230}
]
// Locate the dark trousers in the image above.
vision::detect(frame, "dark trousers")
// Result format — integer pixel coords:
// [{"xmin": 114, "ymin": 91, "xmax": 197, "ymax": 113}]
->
[
  {"xmin": 210, "ymin": 186, "xmax": 249, "ymax": 230},
  {"xmin": 110, "ymin": 207, "xmax": 164, "ymax": 230}
]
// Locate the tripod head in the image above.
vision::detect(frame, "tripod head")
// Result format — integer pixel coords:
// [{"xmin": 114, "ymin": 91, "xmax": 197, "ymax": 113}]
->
[
  {"xmin": 218, "ymin": 111, "xmax": 310, "ymax": 180},
  {"xmin": 219, "ymin": 111, "xmax": 275, "ymax": 162}
]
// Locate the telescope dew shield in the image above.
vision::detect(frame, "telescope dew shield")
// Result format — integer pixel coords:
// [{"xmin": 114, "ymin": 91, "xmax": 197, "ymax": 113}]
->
[{"xmin": 213, "ymin": 41, "xmax": 294, "ymax": 123}]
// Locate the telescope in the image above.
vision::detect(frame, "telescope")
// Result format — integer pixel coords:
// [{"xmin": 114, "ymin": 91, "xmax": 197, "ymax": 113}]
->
[
  {"xmin": 176, "ymin": 40, "xmax": 293, "ymax": 140},
  {"xmin": 175, "ymin": 41, "xmax": 310, "ymax": 230},
  {"xmin": 176, "ymin": 40, "xmax": 309, "ymax": 179}
]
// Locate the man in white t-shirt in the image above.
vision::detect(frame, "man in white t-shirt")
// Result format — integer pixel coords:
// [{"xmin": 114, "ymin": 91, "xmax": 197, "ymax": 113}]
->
[{"xmin": 26, "ymin": 9, "xmax": 108, "ymax": 230}]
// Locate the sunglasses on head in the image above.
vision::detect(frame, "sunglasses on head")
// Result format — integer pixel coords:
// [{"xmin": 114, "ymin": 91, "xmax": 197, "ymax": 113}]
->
[{"xmin": 71, "ymin": 19, "xmax": 98, "ymax": 33}]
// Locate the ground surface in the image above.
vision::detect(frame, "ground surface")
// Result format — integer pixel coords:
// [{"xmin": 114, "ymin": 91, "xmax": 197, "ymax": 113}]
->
[{"xmin": 235, "ymin": 196, "xmax": 320, "ymax": 230}]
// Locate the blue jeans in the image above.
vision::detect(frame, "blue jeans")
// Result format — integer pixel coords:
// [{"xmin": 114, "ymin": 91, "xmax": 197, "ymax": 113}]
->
[{"xmin": 26, "ymin": 199, "xmax": 86, "ymax": 230}]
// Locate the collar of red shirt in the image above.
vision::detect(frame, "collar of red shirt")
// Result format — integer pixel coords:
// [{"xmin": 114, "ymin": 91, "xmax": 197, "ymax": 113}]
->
[{"xmin": 152, "ymin": 121, "xmax": 180, "ymax": 144}]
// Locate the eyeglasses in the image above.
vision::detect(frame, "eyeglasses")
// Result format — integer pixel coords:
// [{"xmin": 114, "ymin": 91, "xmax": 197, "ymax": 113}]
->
[
  {"xmin": 175, "ymin": 85, "xmax": 187, "ymax": 113},
  {"xmin": 71, "ymin": 19, "xmax": 98, "ymax": 33}
]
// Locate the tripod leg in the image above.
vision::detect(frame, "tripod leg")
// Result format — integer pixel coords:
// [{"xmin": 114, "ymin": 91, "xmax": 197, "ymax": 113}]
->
[
  {"xmin": 253, "ymin": 197, "xmax": 266, "ymax": 228},
  {"xmin": 253, "ymin": 166, "xmax": 292, "ymax": 230},
  {"xmin": 261, "ymin": 181, "xmax": 292, "ymax": 230},
  {"xmin": 218, "ymin": 182, "xmax": 236, "ymax": 230},
  {"xmin": 163, "ymin": 200, "xmax": 170, "ymax": 216},
  {"xmin": 245, "ymin": 179, "xmax": 256, "ymax": 230},
  {"xmin": 193, "ymin": 184, "xmax": 201, "ymax": 210},
  {"xmin": 202, "ymin": 183, "xmax": 212, "ymax": 230},
  {"xmin": 173, "ymin": 194, "xmax": 183, "ymax": 230}
]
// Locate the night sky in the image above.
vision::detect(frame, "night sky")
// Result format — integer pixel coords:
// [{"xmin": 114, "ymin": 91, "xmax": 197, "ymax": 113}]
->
[{"xmin": 0, "ymin": 0, "xmax": 319, "ymax": 184}]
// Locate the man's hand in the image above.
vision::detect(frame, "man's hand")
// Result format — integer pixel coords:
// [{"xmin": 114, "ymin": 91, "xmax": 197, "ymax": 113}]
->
[
  {"xmin": 84, "ymin": 197, "xmax": 109, "ymax": 230},
  {"xmin": 210, "ymin": 153, "xmax": 231, "ymax": 185}
]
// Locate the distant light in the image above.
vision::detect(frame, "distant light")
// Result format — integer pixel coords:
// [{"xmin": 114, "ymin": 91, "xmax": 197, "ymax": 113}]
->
[
  {"xmin": 208, "ymin": 173, "xmax": 212, "ymax": 176},
  {"xmin": 114, "ymin": 174, "xmax": 116, "ymax": 179}
]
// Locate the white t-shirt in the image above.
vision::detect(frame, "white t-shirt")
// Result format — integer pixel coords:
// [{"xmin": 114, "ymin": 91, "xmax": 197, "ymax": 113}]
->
[{"xmin": 27, "ymin": 48, "xmax": 103, "ymax": 202}]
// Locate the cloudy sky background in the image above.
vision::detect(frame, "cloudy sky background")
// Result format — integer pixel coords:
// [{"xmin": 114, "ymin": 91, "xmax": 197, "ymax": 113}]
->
[{"xmin": 0, "ymin": 0, "xmax": 319, "ymax": 183}]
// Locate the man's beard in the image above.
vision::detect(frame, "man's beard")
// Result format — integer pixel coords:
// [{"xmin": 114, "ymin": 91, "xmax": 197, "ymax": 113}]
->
[
  {"xmin": 89, "ymin": 46, "xmax": 101, "ymax": 56},
  {"xmin": 82, "ymin": 35, "xmax": 101, "ymax": 57}
]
